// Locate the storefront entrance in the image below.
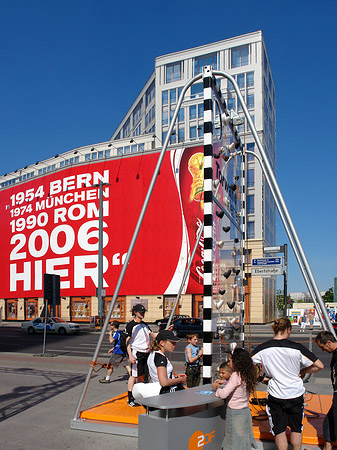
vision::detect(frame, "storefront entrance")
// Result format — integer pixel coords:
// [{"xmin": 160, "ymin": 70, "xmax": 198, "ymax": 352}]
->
[
  {"xmin": 193, "ymin": 295, "xmax": 204, "ymax": 318},
  {"xmin": 6, "ymin": 299, "xmax": 18, "ymax": 320},
  {"xmin": 163, "ymin": 296, "xmax": 179, "ymax": 317},
  {"xmin": 104, "ymin": 297, "xmax": 126, "ymax": 322},
  {"xmin": 70, "ymin": 297, "xmax": 91, "ymax": 321},
  {"xmin": 25, "ymin": 299, "xmax": 38, "ymax": 320}
]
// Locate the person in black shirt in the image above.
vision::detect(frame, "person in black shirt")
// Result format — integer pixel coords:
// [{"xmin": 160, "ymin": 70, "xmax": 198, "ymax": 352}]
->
[
  {"xmin": 315, "ymin": 331, "xmax": 337, "ymax": 450},
  {"xmin": 147, "ymin": 329, "xmax": 186, "ymax": 394}
]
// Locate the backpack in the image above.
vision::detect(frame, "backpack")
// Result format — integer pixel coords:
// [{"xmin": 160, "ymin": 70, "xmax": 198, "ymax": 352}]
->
[{"xmin": 118, "ymin": 330, "xmax": 128, "ymax": 354}]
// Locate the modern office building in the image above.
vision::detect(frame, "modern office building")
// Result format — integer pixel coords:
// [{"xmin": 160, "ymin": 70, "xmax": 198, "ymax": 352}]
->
[
  {"xmin": 0, "ymin": 30, "xmax": 276, "ymax": 324},
  {"xmin": 110, "ymin": 30, "xmax": 277, "ymax": 323}
]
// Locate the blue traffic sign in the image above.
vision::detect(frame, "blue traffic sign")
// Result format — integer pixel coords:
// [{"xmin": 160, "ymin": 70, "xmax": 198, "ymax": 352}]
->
[{"xmin": 252, "ymin": 257, "xmax": 282, "ymax": 266}]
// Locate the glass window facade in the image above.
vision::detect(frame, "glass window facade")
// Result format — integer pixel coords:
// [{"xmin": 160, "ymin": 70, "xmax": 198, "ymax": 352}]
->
[
  {"xmin": 246, "ymin": 143, "xmax": 255, "ymax": 161},
  {"xmin": 170, "ymin": 89, "xmax": 176, "ymax": 103},
  {"xmin": 228, "ymin": 80, "xmax": 234, "ymax": 91},
  {"xmin": 228, "ymin": 96, "xmax": 235, "ymax": 111},
  {"xmin": 162, "ymin": 110, "xmax": 168, "ymax": 125},
  {"xmin": 191, "ymin": 83, "xmax": 203, "ymax": 98},
  {"xmin": 247, "ymin": 195, "xmax": 254, "ymax": 214},
  {"xmin": 190, "ymin": 105, "xmax": 197, "ymax": 120},
  {"xmin": 190, "ymin": 126, "xmax": 197, "ymax": 140},
  {"xmin": 178, "ymin": 108, "xmax": 184, "ymax": 122},
  {"xmin": 237, "ymin": 73, "xmax": 245, "ymax": 89},
  {"xmin": 247, "ymin": 94, "xmax": 254, "ymax": 109},
  {"xmin": 146, "ymin": 81, "xmax": 155, "ymax": 107},
  {"xmin": 133, "ymin": 100, "xmax": 142, "ymax": 124},
  {"xmin": 247, "ymin": 221, "xmax": 255, "ymax": 239},
  {"xmin": 123, "ymin": 119, "xmax": 130, "ymax": 138},
  {"xmin": 166, "ymin": 62, "xmax": 182, "ymax": 83},
  {"xmin": 178, "ymin": 126, "xmax": 185, "ymax": 143},
  {"xmin": 247, "ymin": 168, "xmax": 254, "ymax": 187},
  {"xmin": 247, "ymin": 72, "xmax": 254, "ymax": 87},
  {"xmin": 193, "ymin": 53, "xmax": 218, "ymax": 75},
  {"xmin": 162, "ymin": 90, "xmax": 168, "ymax": 105},
  {"xmin": 231, "ymin": 45, "xmax": 249, "ymax": 68}
]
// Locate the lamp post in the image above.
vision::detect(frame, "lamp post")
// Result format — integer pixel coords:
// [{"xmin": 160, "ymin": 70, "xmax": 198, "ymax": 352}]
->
[
  {"xmin": 283, "ymin": 244, "xmax": 288, "ymax": 317},
  {"xmin": 92, "ymin": 180, "xmax": 109, "ymax": 329},
  {"xmin": 264, "ymin": 244, "xmax": 288, "ymax": 317}
]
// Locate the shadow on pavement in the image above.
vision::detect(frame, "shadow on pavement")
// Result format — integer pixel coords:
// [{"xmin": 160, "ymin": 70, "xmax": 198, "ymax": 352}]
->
[{"xmin": 0, "ymin": 367, "xmax": 86, "ymax": 423}]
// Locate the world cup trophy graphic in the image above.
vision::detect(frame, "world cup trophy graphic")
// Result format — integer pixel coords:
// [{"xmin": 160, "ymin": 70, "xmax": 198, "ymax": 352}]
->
[{"xmin": 188, "ymin": 152, "xmax": 204, "ymax": 203}]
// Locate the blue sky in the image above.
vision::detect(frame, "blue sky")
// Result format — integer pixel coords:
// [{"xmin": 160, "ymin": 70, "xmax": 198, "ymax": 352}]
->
[{"xmin": 1, "ymin": 0, "xmax": 336, "ymax": 293}]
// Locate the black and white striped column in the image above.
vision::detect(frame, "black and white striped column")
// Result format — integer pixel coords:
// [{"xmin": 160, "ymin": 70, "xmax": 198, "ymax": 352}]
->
[
  {"xmin": 240, "ymin": 145, "xmax": 246, "ymax": 346},
  {"xmin": 202, "ymin": 66, "xmax": 214, "ymax": 384}
]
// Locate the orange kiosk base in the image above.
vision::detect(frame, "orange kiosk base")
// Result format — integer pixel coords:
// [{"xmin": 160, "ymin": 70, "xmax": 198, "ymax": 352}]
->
[
  {"xmin": 251, "ymin": 391, "xmax": 330, "ymax": 448},
  {"xmin": 71, "ymin": 389, "xmax": 334, "ymax": 448}
]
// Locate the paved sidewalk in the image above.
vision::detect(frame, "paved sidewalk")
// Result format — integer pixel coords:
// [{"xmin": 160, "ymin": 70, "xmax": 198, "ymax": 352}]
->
[
  {"xmin": 0, "ymin": 349, "xmax": 332, "ymax": 450},
  {"xmin": 0, "ymin": 352, "xmax": 138, "ymax": 450}
]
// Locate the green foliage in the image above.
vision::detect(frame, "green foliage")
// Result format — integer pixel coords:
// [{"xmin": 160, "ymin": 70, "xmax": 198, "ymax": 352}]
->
[
  {"xmin": 276, "ymin": 289, "xmax": 293, "ymax": 311},
  {"xmin": 322, "ymin": 287, "xmax": 334, "ymax": 303}
]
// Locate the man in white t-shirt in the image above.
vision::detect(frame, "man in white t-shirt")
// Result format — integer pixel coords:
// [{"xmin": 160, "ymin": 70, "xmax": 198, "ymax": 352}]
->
[
  {"xmin": 252, "ymin": 317, "xmax": 323, "ymax": 450},
  {"xmin": 125, "ymin": 304, "xmax": 157, "ymax": 407}
]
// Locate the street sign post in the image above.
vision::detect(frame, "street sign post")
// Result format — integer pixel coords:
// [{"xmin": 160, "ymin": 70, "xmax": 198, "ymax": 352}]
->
[{"xmin": 264, "ymin": 244, "xmax": 288, "ymax": 317}]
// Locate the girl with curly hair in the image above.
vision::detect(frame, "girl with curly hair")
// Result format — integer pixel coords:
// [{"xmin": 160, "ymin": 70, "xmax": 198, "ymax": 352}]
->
[{"xmin": 212, "ymin": 347, "xmax": 257, "ymax": 450}]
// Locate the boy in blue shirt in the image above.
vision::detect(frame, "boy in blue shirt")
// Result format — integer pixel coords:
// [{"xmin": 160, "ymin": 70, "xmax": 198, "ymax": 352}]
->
[
  {"xmin": 99, "ymin": 321, "xmax": 130, "ymax": 383},
  {"xmin": 185, "ymin": 333, "xmax": 203, "ymax": 387}
]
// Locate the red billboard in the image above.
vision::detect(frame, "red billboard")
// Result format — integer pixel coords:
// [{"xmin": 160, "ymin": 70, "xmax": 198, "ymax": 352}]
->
[{"xmin": 0, "ymin": 146, "xmax": 205, "ymax": 298}]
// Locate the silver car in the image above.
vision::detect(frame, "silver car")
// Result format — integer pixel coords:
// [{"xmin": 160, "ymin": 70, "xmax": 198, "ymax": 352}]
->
[{"xmin": 21, "ymin": 317, "xmax": 81, "ymax": 335}]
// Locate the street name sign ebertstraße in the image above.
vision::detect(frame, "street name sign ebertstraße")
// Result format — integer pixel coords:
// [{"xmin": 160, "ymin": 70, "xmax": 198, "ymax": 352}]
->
[{"xmin": 251, "ymin": 266, "xmax": 283, "ymax": 277}]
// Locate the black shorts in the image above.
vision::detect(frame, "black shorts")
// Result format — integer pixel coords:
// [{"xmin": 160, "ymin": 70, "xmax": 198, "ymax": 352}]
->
[
  {"xmin": 131, "ymin": 351, "xmax": 149, "ymax": 381},
  {"xmin": 266, "ymin": 394, "xmax": 304, "ymax": 435},
  {"xmin": 323, "ymin": 393, "xmax": 337, "ymax": 443}
]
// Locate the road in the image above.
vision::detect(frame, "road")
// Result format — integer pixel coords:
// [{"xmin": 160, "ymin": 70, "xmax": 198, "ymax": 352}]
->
[
  {"xmin": 0, "ymin": 323, "xmax": 332, "ymax": 381},
  {"xmin": 0, "ymin": 322, "xmax": 333, "ymax": 450}
]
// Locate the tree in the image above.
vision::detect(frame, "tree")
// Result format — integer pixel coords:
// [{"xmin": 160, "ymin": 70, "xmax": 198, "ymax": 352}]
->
[
  {"xmin": 276, "ymin": 289, "xmax": 293, "ymax": 311},
  {"xmin": 322, "ymin": 287, "xmax": 334, "ymax": 303}
]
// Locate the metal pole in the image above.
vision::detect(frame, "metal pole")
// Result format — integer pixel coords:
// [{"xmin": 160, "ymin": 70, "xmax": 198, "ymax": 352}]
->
[
  {"xmin": 166, "ymin": 223, "xmax": 204, "ymax": 329},
  {"xmin": 98, "ymin": 180, "xmax": 104, "ymax": 330},
  {"xmin": 42, "ymin": 300, "xmax": 48, "ymax": 355},
  {"xmin": 52, "ymin": 275, "xmax": 56, "ymax": 317},
  {"xmin": 283, "ymin": 244, "xmax": 288, "ymax": 317},
  {"xmin": 243, "ymin": 150, "xmax": 328, "ymax": 332},
  {"xmin": 165, "ymin": 139, "xmax": 236, "ymax": 331},
  {"xmin": 213, "ymin": 70, "xmax": 333, "ymax": 336},
  {"xmin": 73, "ymin": 73, "xmax": 203, "ymax": 421}
]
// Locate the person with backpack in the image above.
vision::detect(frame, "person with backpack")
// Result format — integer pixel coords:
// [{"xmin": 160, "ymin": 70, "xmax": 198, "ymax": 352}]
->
[{"xmin": 99, "ymin": 320, "xmax": 131, "ymax": 383}]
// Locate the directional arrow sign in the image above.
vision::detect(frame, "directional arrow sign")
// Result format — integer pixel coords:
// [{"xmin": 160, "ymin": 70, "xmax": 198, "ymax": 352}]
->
[{"xmin": 251, "ymin": 266, "xmax": 283, "ymax": 276}]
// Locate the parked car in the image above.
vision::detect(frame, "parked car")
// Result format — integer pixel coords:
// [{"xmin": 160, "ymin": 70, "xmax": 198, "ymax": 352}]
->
[
  {"xmin": 159, "ymin": 317, "xmax": 203, "ymax": 337},
  {"xmin": 21, "ymin": 317, "xmax": 81, "ymax": 335},
  {"xmin": 155, "ymin": 314, "xmax": 190, "ymax": 327}
]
